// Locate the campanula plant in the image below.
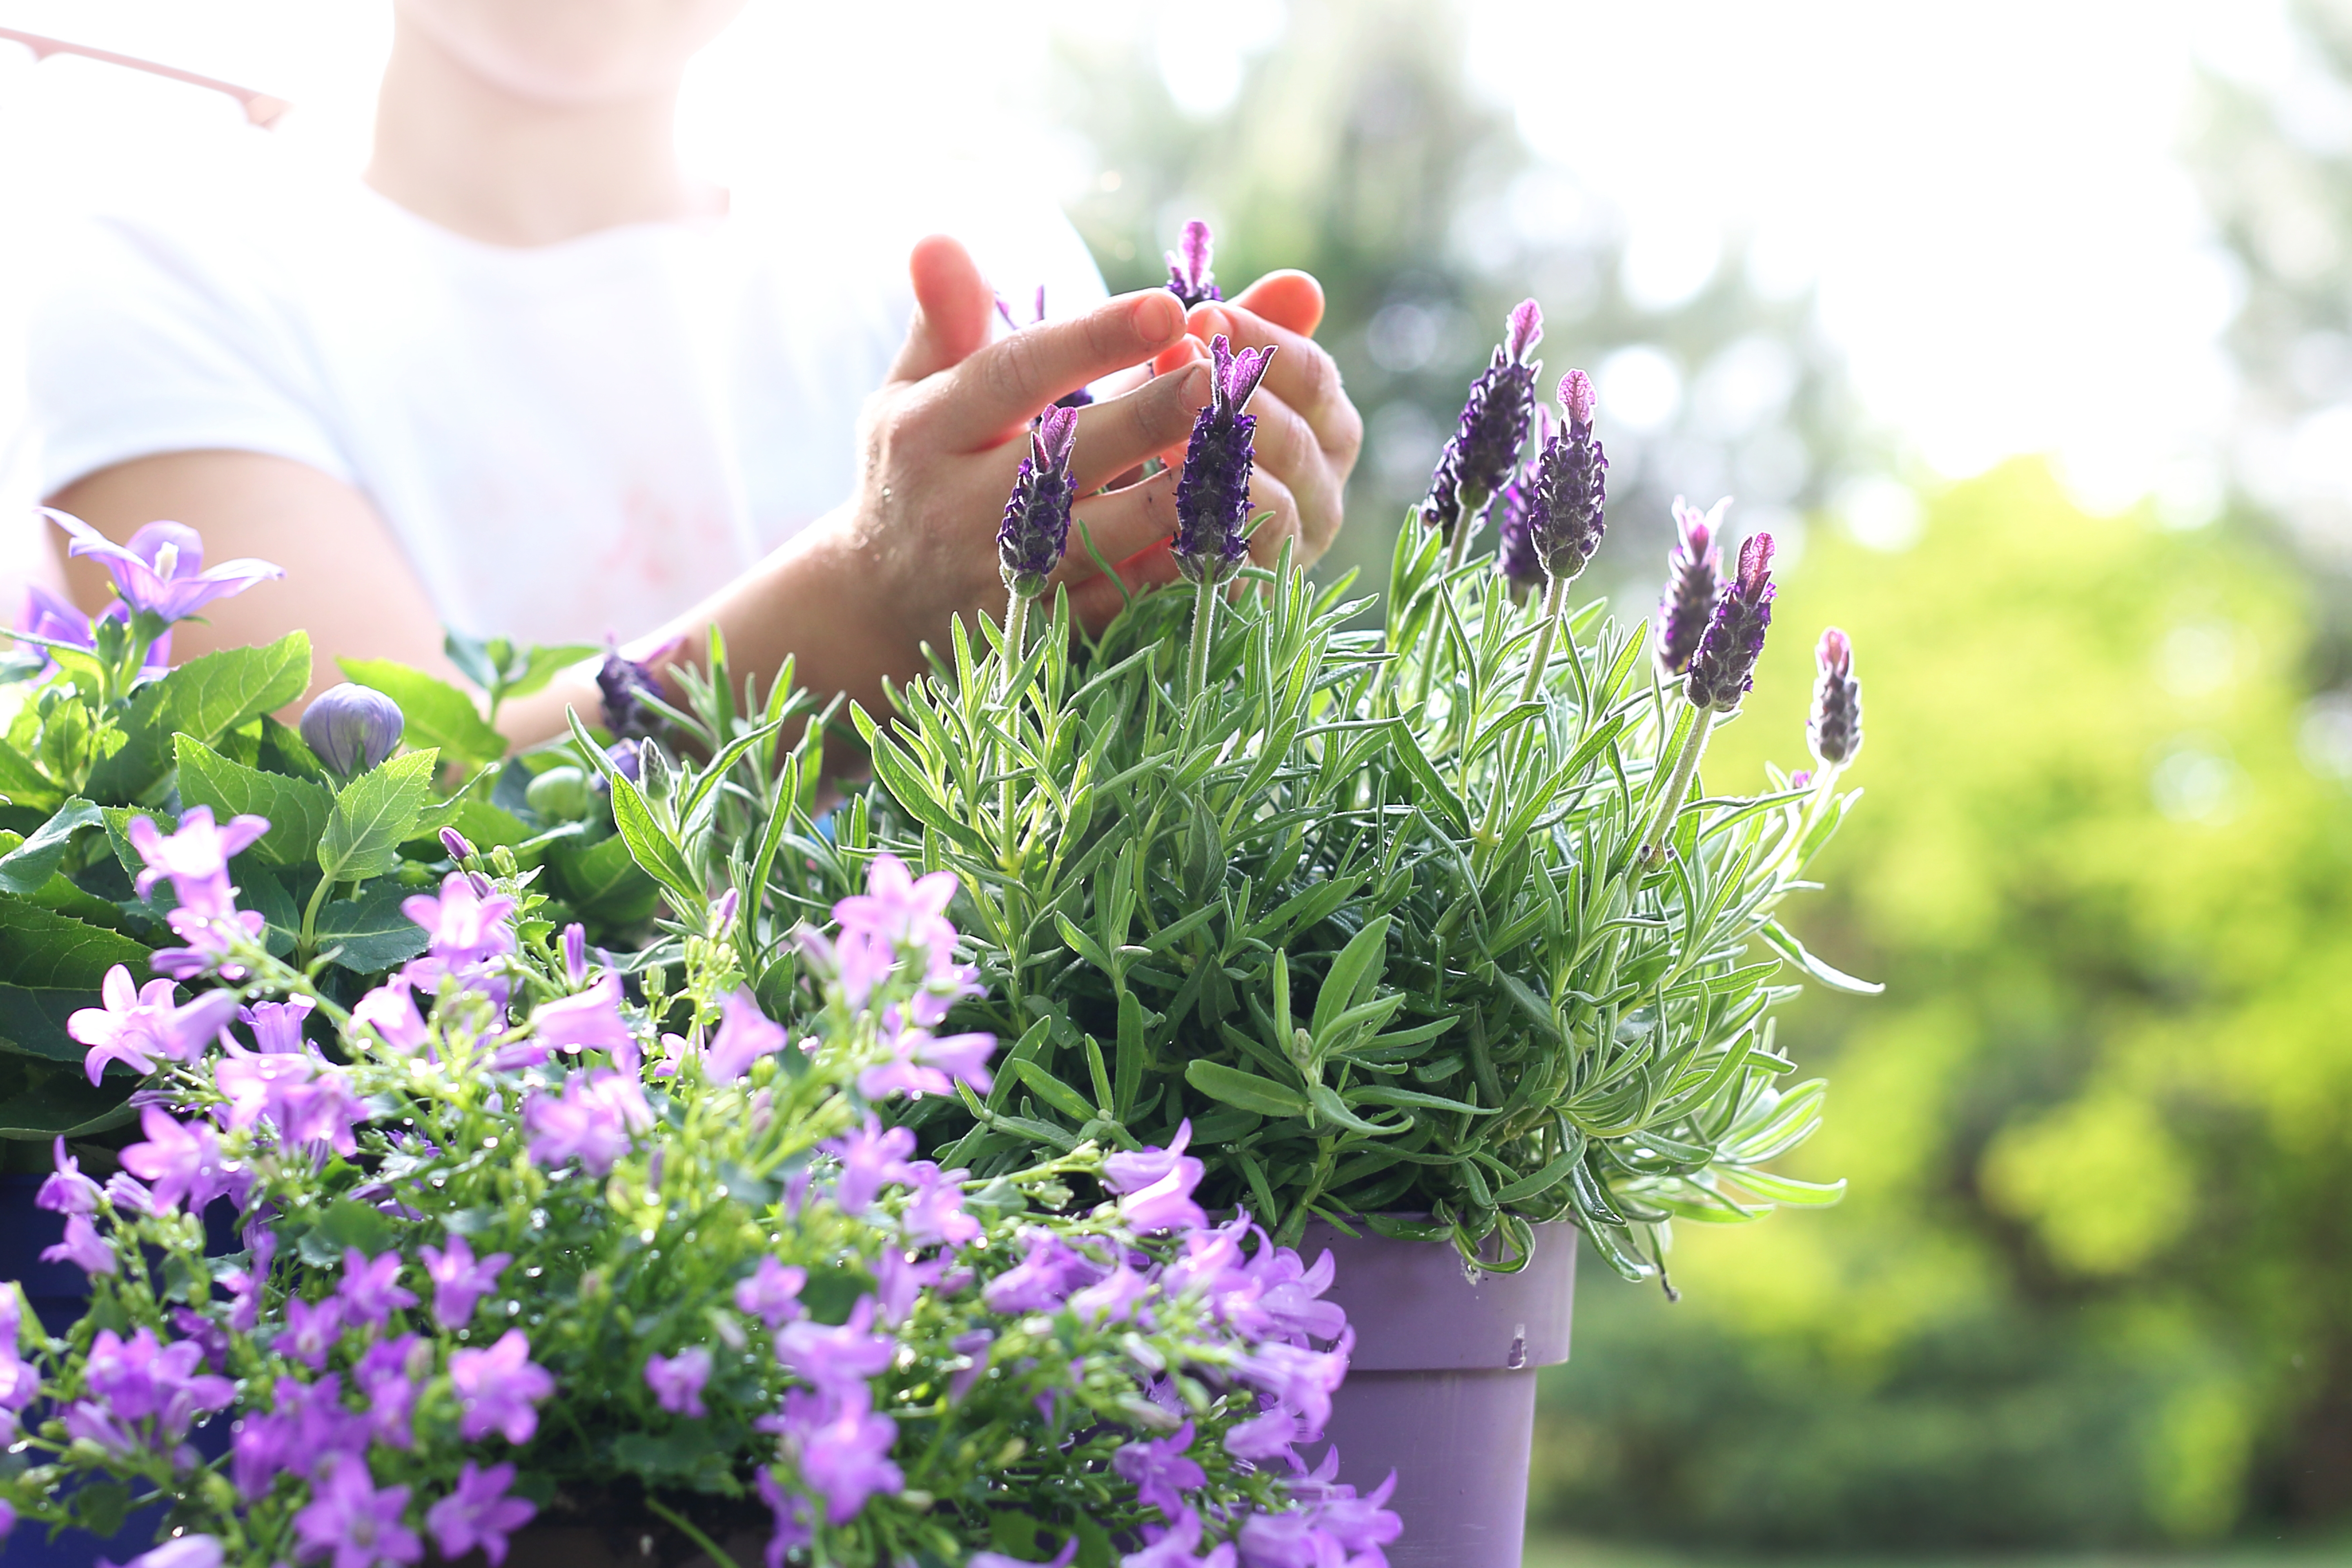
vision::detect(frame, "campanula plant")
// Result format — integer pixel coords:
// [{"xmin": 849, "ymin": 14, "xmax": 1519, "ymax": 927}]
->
[{"xmin": 0, "ymin": 826, "xmax": 1385, "ymax": 1566}]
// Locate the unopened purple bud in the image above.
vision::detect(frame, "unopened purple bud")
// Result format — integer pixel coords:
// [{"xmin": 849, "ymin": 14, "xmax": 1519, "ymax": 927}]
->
[
  {"xmin": 1808, "ymin": 627, "xmax": 1862, "ymax": 767},
  {"xmin": 1423, "ymin": 299, "xmax": 1544, "ymax": 544},
  {"xmin": 300, "ymin": 684, "xmax": 405, "ymax": 778},
  {"xmin": 1685, "ymin": 533, "xmax": 1776, "ymax": 711},
  {"xmin": 1173, "ymin": 335, "xmax": 1276, "ymax": 587},
  {"xmin": 1656, "ymin": 496, "xmax": 1729, "ymax": 676},
  {"xmin": 440, "ymin": 829, "xmax": 476, "ymax": 864},
  {"xmin": 597, "ymin": 640, "xmax": 666, "ymax": 741},
  {"xmin": 1526, "ymin": 370, "xmax": 1608, "ymax": 585},
  {"xmin": 1166, "ymin": 219, "xmax": 1221, "ymax": 310},
  {"xmin": 711, "ymin": 888, "xmax": 741, "ymax": 935},
  {"xmin": 560, "ymin": 922, "xmax": 588, "ymax": 984},
  {"xmin": 997, "ymin": 405, "xmax": 1081, "ymax": 599}
]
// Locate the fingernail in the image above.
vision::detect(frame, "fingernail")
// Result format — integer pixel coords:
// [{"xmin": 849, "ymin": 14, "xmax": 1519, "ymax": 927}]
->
[
  {"xmin": 1193, "ymin": 305, "xmax": 1231, "ymax": 337},
  {"xmin": 1136, "ymin": 291, "xmax": 1183, "ymax": 338}
]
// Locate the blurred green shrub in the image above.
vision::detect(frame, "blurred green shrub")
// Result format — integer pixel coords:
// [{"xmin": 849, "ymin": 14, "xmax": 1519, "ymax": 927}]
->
[{"xmin": 1531, "ymin": 459, "xmax": 2352, "ymax": 1546}]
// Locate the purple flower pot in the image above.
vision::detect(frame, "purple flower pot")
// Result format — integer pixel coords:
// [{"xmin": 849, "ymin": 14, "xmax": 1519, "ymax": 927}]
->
[{"xmin": 1302, "ymin": 1218, "xmax": 1578, "ymax": 1568}]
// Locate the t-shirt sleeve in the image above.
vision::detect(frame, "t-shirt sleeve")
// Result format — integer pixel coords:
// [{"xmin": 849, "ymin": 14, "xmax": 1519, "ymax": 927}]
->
[{"xmin": 27, "ymin": 207, "xmax": 354, "ymax": 500}]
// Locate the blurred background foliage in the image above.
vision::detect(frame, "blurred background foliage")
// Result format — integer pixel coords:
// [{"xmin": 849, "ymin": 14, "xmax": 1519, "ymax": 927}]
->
[{"xmin": 1045, "ymin": 0, "xmax": 2352, "ymax": 1553}]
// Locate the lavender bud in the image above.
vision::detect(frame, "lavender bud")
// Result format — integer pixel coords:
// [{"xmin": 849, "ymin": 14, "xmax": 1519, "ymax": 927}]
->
[
  {"xmin": 299, "ymin": 683, "xmax": 404, "ymax": 778},
  {"xmin": 996, "ymin": 405, "xmax": 1081, "ymax": 599},
  {"xmin": 1656, "ymin": 495, "xmax": 1729, "ymax": 676},
  {"xmin": 1685, "ymin": 533, "xmax": 1777, "ymax": 711},
  {"xmin": 1166, "ymin": 219, "xmax": 1221, "ymax": 310},
  {"xmin": 561, "ymin": 922, "xmax": 588, "ymax": 984},
  {"xmin": 1526, "ymin": 369, "xmax": 1608, "ymax": 586},
  {"xmin": 597, "ymin": 640, "xmax": 665, "ymax": 740},
  {"xmin": 711, "ymin": 886, "xmax": 741, "ymax": 935},
  {"xmin": 1493, "ymin": 409, "xmax": 1548, "ymax": 594},
  {"xmin": 1808, "ymin": 627, "xmax": 1863, "ymax": 767},
  {"xmin": 439, "ymin": 828, "xmax": 476, "ymax": 864},
  {"xmin": 1173, "ymin": 335, "xmax": 1276, "ymax": 587},
  {"xmin": 1423, "ymin": 299, "xmax": 1543, "ymax": 543}
]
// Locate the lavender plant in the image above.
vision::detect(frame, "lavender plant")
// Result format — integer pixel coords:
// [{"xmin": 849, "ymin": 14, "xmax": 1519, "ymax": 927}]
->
[
  {"xmin": 2, "ymin": 824, "xmax": 1390, "ymax": 1566},
  {"xmin": 755, "ymin": 283, "xmax": 1873, "ymax": 1283}
]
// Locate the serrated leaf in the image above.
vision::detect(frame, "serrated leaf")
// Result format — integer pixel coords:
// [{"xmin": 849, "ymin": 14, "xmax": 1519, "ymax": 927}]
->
[
  {"xmin": 339, "ymin": 657, "xmax": 508, "ymax": 769},
  {"xmin": 0, "ymin": 1052, "xmax": 136, "ymax": 1139},
  {"xmin": 312, "ymin": 881, "xmax": 432, "ymax": 973},
  {"xmin": 90, "ymin": 632, "xmax": 311, "ymax": 799},
  {"xmin": 0, "ymin": 798, "xmax": 105, "ymax": 895},
  {"xmin": 0, "ymin": 897, "xmax": 157, "ymax": 1064},
  {"xmin": 318, "ymin": 749, "xmax": 439, "ymax": 884},
  {"xmin": 174, "ymin": 736, "xmax": 333, "ymax": 867}
]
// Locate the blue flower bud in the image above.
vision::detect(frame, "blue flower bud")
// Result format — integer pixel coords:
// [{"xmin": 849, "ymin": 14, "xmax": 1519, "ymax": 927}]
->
[
  {"xmin": 997, "ymin": 406, "xmax": 1081, "ymax": 600},
  {"xmin": 1173, "ymin": 335, "xmax": 1276, "ymax": 588},
  {"xmin": 299, "ymin": 683, "xmax": 404, "ymax": 777}
]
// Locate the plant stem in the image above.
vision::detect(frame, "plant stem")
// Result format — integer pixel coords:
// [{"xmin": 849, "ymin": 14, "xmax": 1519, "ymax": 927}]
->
[
  {"xmin": 296, "ymin": 873, "xmax": 337, "ymax": 966},
  {"xmin": 1187, "ymin": 577, "xmax": 1220, "ymax": 702},
  {"xmin": 1517, "ymin": 573, "xmax": 1570, "ymax": 706},
  {"xmin": 998, "ymin": 593, "xmax": 1031, "ymax": 857},
  {"xmin": 644, "ymin": 1496, "xmax": 742, "ymax": 1568},
  {"xmin": 1639, "ymin": 702, "xmax": 1717, "ymax": 866}
]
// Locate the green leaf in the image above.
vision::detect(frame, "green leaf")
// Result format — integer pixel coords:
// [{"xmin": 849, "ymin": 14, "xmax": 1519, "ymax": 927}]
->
[
  {"xmin": 0, "ymin": 1052, "xmax": 136, "ymax": 1139},
  {"xmin": 1009, "ymin": 1058, "xmax": 1099, "ymax": 1124},
  {"xmin": 0, "ymin": 896, "xmax": 157, "ymax": 1064},
  {"xmin": 508, "ymin": 643, "xmax": 603, "ymax": 703},
  {"xmin": 1310, "ymin": 915, "xmax": 1391, "ymax": 1040},
  {"xmin": 1761, "ymin": 919, "xmax": 1884, "ymax": 995},
  {"xmin": 608, "ymin": 773, "xmax": 704, "ymax": 914},
  {"xmin": 1184, "ymin": 1059, "xmax": 1310, "ymax": 1118},
  {"xmin": 339, "ymin": 657, "xmax": 508, "ymax": 769},
  {"xmin": 0, "ymin": 739, "xmax": 62, "ymax": 811},
  {"xmin": 551, "ymin": 832, "xmax": 663, "ymax": 924},
  {"xmin": 312, "ymin": 881, "xmax": 432, "ymax": 973},
  {"xmin": 90, "ymin": 632, "xmax": 311, "ymax": 799},
  {"xmin": 317, "ymin": 748, "xmax": 439, "ymax": 884},
  {"xmin": 0, "ymin": 797, "xmax": 105, "ymax": 894},
  {"xmin": 174, "ymin": 735, "xmax": 334, "ymax": 866}
]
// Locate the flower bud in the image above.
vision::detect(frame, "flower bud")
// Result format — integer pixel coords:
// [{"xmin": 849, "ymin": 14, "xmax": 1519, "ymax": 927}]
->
[
  {"xmin": 439, "ymin": 828, "xmax": 476, "ymax": 863},
  {"xmin": 597, "ymin": 640, "xmax": 665, "ymax": 740},
  {"xmin": 1808, "ymin": 626, "xmax": 1863, "ymax": 767},
  {"xmin": 1525, "ymin": 370, "xmax": 1608, "ymax": 586},
  {"xmin": 299, "ymin": 683, "xmax": 404, "ymax": 778},
  {"xmin": 1166, "ymin": 219, "xmax": 1221, "ymax": 310},
  {"xmin": 1656, "ymin": 496, "xmax": 1729, "ymax": 676},
  {"xmin": 1173, "ymin": 335, "xmax": 1276, "ymax": 588},
  {"xmin": 1492, "ymin": 418, "xmax": 1548, "ymax": 595},
  {"xmin": 1685, "ymin": 532, "xmax": 1777, "ymax": 711},
  {"xmin": 526, "ymin": 766, "xmax": 595, "ymax": 822},
  {"xmin": 1422, "ymin": 299, "xmax": 1542, "ymax": 544},
  {"xmin": 997, "ymin": 406, "xmax": 1081, "ymax": 600}
]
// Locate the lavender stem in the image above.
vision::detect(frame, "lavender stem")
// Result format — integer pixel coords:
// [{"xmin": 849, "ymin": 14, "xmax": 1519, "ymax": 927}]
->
[{"xmin": 1640, "ymin": 703, "xmax": 1717, "ymax": 867}]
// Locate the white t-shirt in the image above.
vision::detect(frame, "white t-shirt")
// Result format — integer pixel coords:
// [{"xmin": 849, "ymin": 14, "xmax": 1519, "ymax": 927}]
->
[{"xmin": 26, "ymin": 151, "xmax": 1107, "ymax": 646}]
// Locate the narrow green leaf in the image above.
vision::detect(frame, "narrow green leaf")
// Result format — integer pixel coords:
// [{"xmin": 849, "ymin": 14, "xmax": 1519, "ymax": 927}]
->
[{"xmin": 1184, "ymin": 1059, "xmax": 1310, "ymax": 1119}]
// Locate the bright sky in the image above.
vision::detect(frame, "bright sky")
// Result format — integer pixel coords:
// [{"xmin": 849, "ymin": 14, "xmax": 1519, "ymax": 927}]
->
[{"xmin": 0, "ymin": 0, "xmax": 2312, "ymax": 528}]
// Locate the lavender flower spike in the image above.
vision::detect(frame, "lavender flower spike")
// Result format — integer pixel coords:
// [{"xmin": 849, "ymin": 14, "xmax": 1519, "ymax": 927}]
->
[
  {"xmin": 997, "ymin": 405, "xmax": 1081, "ymax": 599},
  {"xmin": 1493, "ymin": 408, "xmax": 1549, "ymax": 595},
  {"xmin": 1527, "ymin": 369, "xmax": 1608, "ymax": 585},
  {"xmin": 1656, "ymin": 495, "xmax": 1730, "ymax": 676},
  {"xmin": 1423, "ymin": 299, "xmax": 1543, "ymax": 546},
  {"xmin": 1173, "ymin": 334, "xmax": 1276, "ymax": 587},
  {"xmin": 1685, "ymin": 533, "xmax": 1777, "ymax": 711},
  {"xmin": 1166, "ymin": 219, "xmax": 1221, "ymax": 310},
  {"xmin": 1809, "ymin": 626, "xmax": 1863, "ymax": 768}
]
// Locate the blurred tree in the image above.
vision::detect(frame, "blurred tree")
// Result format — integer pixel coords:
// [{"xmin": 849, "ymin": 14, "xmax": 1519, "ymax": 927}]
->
[
  {"xmin": 1043, "ymin": 0, "xmax": 1868, "ymax": 610},
  {"xmin": 1534, "ymin": 461, "xmax": 2352, "ymax": 1546}
]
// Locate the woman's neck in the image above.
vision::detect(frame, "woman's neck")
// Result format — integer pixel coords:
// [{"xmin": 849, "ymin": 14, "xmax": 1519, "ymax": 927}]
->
[{"xmin": 365, "ymin": 17, "xmax": 714, "ymax": 248}]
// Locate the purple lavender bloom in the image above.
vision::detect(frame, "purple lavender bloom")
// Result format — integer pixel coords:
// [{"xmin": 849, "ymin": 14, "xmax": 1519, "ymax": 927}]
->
[
  {"xmin": 1116, "ymin": 1421, "xmax": 1207, "ymax": 1519},
  {"xmin": 528, "ymin": 973, "xmax": 636, "ymax": 1061},
  {"xmin": 704, "ymin": 987, "xmax": 788, "ymax": 1084},
  {"xmin": 44, "ymin": 512, "xmax": 283, "ymax": 623},
  {"xmin": 293, "ymin": 1455, "xmax": 423, "ymax": 1568},
  {"xmin": 523, "ymin": 1070, "xmax": 650, "ymax": 1175},
  {"xmin": 898, "ymin": 1161, "xmax": 982, "ymax": 1250},
  {"xmin": 644, "ymin": 1346, "xmax": 713, "ymax": 1417},
  {"xmin": 274, "ymin": 1297, "xmax": 346, "ymax": 1370},
  {"xmin": 127, "ymin": 807, "xmax": 267, "ymax": 916},
  {"xmin": 773, "ymin": 1298, "xmax": 893, "ymax": 1400},
  {"xmin": 449, "ymin": 1329, "xmax": 555, "ymax": 1444},
  {"xmin": 38, "ymin": 1135, "xmax": 103, "ymax": 1214},
  {"xmin": 1492, "ymin": 411, "xmax": 1548, "ymax": 594},
  {"xmin": 1165, "ymin": 219, "xmax": 1221, "ymax": 309},
  {"xmin": 420, "ymin": 1234, "xmax": 510, "ymax": 1330},
  {"xmin": 734, "ymin": 1256, "xmax": 809, "ymax": 1330},
  {"xmin": 118, "ymin": 1105, "xmax": 232, "ymax": 1214},
  {"xmin": 1524, "ymin": 368, "xmax": 1609, "ymax": 586},
  {"xmin": 1685, "ymin": 532, "xmax": 1777, "ymax": 712},
  {"xmin": 337, "ymin": 1250, "xmax": 419, "ymax": 1328},
  {"xmin": 1173, "ymin": 336, "xmax": 1276, "ymax": 588},
  {"xmin": 606, "ymin": 737, "xmax": 643, "ymax": 783},
  {"xmin": 998, "ymin": 405, "xmax": 1082, "ymax": 599},
  {"xmin": 825, "ymin": 1115, "xmax": 917, "ymax": 1216},
  {"xmin": 299, "ymin": 684, "xmax": 405, "ymax": 778},
  {"xmin": 1656, "ymin": 495, "xmax": 1729, "ymax": 676},
  {"xmin": 597, "ymin": 638, "xmax": 667, "ymax": 740},
  {"xmin": 426, "ymin": 1461, "xmax": 536, "ymax": 1568},
  {"xmin": 42, "ymin": 1213, "xmax": 118, "ymax": 1276},
  {"xmin": 1423, "ymin": 299, "xmax": 1543, "ymax": 544},
  {"xmin": 18, "ymin": 584, "xmax": 171, "ymax": 670},
  {"xmin": 1809, "ymin": 626, "xmax": 1863, "ymax": 767}
]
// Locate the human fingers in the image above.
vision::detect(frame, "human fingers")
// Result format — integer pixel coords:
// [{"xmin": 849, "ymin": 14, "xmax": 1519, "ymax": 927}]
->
[
  {"xmin": 885, "ymin": 235, "xmax": 997, "ymax": 386},
  {"xmin": 1229, "ymin": 269, "xmax": 1325, "ymax": 337},
  {"xmin": 1241, "ymin": 468, "xmax": 1308, "ymax": 568},
  {"xmin": 1190, "ymin": 303, "xmax": 1358, "ymax": 459},
  {"xmin": 1066, "ymin": 541, "xmax": 1182, "ymax": 633},
  {"xmin": 918, "ymin": 289, "xmax": 1187, "ymax": 451},
  {"xmin": 1066, "ymin": 361, "xmax": 1211, "ymax": 492},
  {"xmin": 1051, "ymin": 470, "xmax": 1180, "ymax": 586},
  {"xmin": 1232, "ymin": 384, "xmax": 1342, "ymax": 561}
]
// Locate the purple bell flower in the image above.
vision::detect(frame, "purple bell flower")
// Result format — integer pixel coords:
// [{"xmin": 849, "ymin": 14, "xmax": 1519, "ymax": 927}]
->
[
  {"xmin": 448, "ymin": 1329, "xmax": 555, "ymax": 1444},
  {"xmin": 1656, "ymin": 495, "xmax": 1729, "ymax": 676},
  {"xmin": 1685, "ymin": 532, "xmax": 1777, "ymax": 711},
  {"xmin": 1166, "ymin": 218, "xmax": 1221, "ymax": 309},
  {"xmin": 1173, "ymin": 335, "xmax": 1276, "ymax": 588},
  {"xmin": 43, "ymin": 511, "xmax": 283, "ymax": 623},
  {"xmin": 1809, "ymin": 626, "xmax": 1864, "ymax": 767},
  {"xmin": 1526, "ymin": 369, "xmax": 1608, "ymax": 585},
  {"xmin": 1423, "ymin": 299, "xmax": 1543, "ymax": 544},
  {"xmin": 300, "ymin": 683, "xmax": 405, "ymax": 778},
  {"xmin": 997, "ymin": 405, "xmax": 1081, "ymax": 599},
  {"xmin": 426, "ymin": 1461, "xmax": 535, "ymax": 1568},
  {"xmin": 19, "ymin": 585, "xmax": 171, "ymax": 670}
]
